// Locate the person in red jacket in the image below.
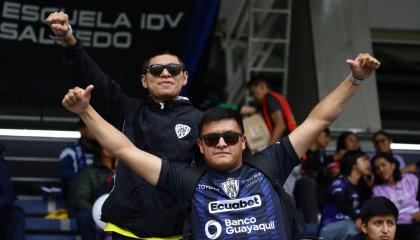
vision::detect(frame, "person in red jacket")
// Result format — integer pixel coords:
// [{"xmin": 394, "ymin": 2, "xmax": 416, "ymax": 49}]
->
[{"xmin": 245, "ymin": 76, "xmax": 297, "ymax": 145}]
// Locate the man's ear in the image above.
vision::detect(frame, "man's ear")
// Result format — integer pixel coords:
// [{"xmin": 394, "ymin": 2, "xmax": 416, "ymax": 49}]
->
[
  {"xmin": 198, "ymin": 139, "xmax": 204, "ymax": 154},
  {"xmin": 182, "ymin": 71, "xmax": 188, "ymax": 86},
  {"xmin": 241, "ymin": 136, "xmax": 246, "ymax": 150},
  {"xmin": 141, "ymin": 74, "xmax": 148, "ymax": 88},
  {"xmin": 360, "ymin": 222, "xmax": 368, "ymax": 235}
]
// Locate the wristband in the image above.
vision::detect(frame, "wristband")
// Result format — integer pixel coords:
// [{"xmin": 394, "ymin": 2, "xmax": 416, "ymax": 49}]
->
[
  {"xmin": 349, "ymin": 72, "xmax": 364, "ymax": 85},
  {"xmin": 49, "ymin": 24, "xmax": 73, "ymax": 46}
]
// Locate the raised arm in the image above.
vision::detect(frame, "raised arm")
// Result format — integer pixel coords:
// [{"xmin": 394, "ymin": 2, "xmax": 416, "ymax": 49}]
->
[
  {"xmin": 46, "ymin": 11, "xmax": 77, "ymax": 47},
  {"xmin": 289, "ymin": 53, "xmax": 380, "ymax": 158},
  {"xmin": 62, "ymin": 85, "xmax": 161, "ymax": 186},
  {"xmin": 46, "ymin": 11, "xmax": 126, "ymax": 117}
]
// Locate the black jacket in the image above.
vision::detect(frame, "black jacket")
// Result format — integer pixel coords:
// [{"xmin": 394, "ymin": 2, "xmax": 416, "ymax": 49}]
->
[{"xmin": 63, "ymin": 42, "xmax": 202, "ymax": 237}]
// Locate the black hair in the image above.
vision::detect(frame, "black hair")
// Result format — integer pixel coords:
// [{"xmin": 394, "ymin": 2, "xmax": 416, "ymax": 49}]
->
[
  {"xmin": 371, "ymin": 152, "xmax": 402, "ymax": 185},
  {"xmin": 360, "ymin": 196, "xmax": 399, "ymax": 223},
  {"xmin": 372, "ymin": 130, "xmax": 392, "ymax": 142},
  {"xmin": 323, "ymin": 128, "xmax": 331, "ymax": 136},
  {"xmin": 246, "ymin": 74, "xmax": 271, "ymax": 89},
  {"xmin": 199, "ymin": 107, "xmax": 244, "ymax": 137},
  {"xmin": 336, "ymin": 131, "xmax": 358, "ymax": 152},
  {"xmin": 340, "ymin": 150, "xmax": 367, "ymax": 176},
  {"xmin": 141, "ymin": 50, "xmax": 184, "ymax": 74}
]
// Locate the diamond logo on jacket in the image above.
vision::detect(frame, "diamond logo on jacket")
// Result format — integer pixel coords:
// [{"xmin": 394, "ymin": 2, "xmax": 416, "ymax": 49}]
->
[
  {"xmin": 222, "ymin": 178, "xmax": 240, "ymax": 199},
  {"xmin": 175, "ymin": 124, "xmax": 191, "ymax": 139}
]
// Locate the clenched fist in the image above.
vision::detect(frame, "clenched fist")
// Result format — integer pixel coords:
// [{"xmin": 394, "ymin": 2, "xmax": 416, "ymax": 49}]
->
[
  {"xmin": 46, "ymin": 11, "xmax": 70, "ymax": 37},
  {"xmin": 62, "ymin": 85, "xmax": 94, "ymax": 114},
  {"xmin": 346, "ymin": 53, "xmax": 380, "ymax": 80}
]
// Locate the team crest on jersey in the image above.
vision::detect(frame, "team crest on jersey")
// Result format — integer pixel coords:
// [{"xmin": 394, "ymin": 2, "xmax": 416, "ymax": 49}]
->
[
  {"xmin": 175, "ymin": 124, "xmax": 191, "ymax": 139},
  {"xmin": 222, "ymin": 178, "xmax": 240, "ymax": 199}
]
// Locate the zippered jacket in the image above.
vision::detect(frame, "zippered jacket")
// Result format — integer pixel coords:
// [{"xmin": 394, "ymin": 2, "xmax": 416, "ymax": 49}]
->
[{"xmin": 62, "ymin": 42, "xmax": 202, "ymax": 237}]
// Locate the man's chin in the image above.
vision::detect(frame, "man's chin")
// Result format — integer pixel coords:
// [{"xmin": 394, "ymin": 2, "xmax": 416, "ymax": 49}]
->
[
  {"xmin": 379, "ymin": 236, "xmax": 391, "ymax": 240},
  {"xmin": 153, "ymin": 92, "xmax": 178, "ymax": 101},
  {"xmin": 209, "ymin": 160, "xmax": 234, "ymax": 171}
]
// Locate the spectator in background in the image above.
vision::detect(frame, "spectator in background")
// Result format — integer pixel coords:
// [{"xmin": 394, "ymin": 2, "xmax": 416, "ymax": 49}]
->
[
  {"xmin": 350, "ymin": 196, "xmax": 398, "ymax": 240},
  {"xmin": 59, "ymin": 120, "xmax": 97, "ymax": 198},
  {"xmin": 0, "ymin": 143, "xmax": 25, "ymax": 240},
  {"xmin": 294, "ymin": 128, "xmax": 332, "ymax": 224},
  {"xmin": 244, "ymin": 75, "xmax": 300, "ymax": 195},
  {"xmin": 337, "ymin": 132, "xmax": 361, "ymax": 153},
  {"xmin": 245, "ymin": 75, "xmax": 297, "ymax": 144},
  {"xmin": 71, "ymin": 146, "xmax": 116, "ymax": 240},
  {"xmin": 303, "ymin": 128, "xmax": 332, "ymax": 181},
  {"xmin": 371, "ymin": 130, "xmax": 420, "ymax": 176},
  {"xmin": 371, "ymin": 152, "xmax": 420, "ymax": 240},
  {"xmin": 371, "ymin": 130, "xmax": 406, "ymax": 169},
  {"xmin": 320, "ymin": 150, "xmax": 372, "ymax": 240},
  {"xmin": 328, "ymin": 131, "xmax": 361, "ymax": 180}
]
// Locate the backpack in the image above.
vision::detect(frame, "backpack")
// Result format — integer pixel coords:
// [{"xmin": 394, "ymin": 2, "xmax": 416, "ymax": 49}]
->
[
  {"xmin": 261, "ymin": 91, "xmax": 297, "ymax": 134},
  {"xmin": 181, "ymin": 154, "xmax": 306, "ymax": 240}
]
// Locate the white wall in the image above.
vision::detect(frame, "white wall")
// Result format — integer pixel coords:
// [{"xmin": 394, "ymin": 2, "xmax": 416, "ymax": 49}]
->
[
  {"xmin": 309, "ymin": 0, "xmax": 381, "ymax": 131},
  {"xmin": 368, "ymin": 0, "xmax": 420, "ymax": 30}
]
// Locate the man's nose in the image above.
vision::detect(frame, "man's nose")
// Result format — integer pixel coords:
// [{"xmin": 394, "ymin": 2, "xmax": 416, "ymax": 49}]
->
[
  {"xmin": 216, "ymin": 136, "xmax": 227, "ymax": 147},
  {"xmin": 382, "ymin": 223, "xmax": 390, "ymax": 233},
  {"xmin": 160, "ymin": 68, "xmax": 171, "ymax": 77}
]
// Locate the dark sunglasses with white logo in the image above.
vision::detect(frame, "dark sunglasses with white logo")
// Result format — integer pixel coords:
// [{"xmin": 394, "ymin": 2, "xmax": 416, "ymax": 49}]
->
[
  {"xmin": 201, "ymin": 131, "xmax": 243, "ymax": 147},
  {"xmin": 143, "ymin": 63, "xmax": 185, "ymax": 77}
]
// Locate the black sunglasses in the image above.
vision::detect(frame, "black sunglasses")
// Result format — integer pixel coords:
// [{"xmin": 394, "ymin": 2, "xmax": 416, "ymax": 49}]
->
[
  {"xmin": 144, "ymin": 63, "xmax": 185, "ymax": 77},
  {"xmin": 201, "ymin": 131, "xmax": 242, "ymax": 147}
]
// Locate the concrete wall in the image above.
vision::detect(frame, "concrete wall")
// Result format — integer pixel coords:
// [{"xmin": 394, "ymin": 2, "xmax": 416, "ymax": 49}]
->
[
  {"xmin": 288, "ymin": 0, "xmax": 318, "ymax": 124},
  {"xmin": 368, "ymin": 0, "xmax": 420, "ymax": 30},
  {"xmin": 306, "ymin": 0, "xmax": 381, "ymax": 131}
]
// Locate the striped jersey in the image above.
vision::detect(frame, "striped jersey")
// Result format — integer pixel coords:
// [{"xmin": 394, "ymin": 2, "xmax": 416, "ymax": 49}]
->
[
  {"xmin": 158, "ymin": 137, "xmax": 300, "ymax": 239},
  {"xmin": 320, "ymin": 175, "xmax": 371, "ymax": 227}
]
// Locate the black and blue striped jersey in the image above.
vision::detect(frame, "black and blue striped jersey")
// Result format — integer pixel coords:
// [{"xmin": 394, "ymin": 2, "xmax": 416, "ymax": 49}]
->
[
  {"xmin": 158, "ymin": 137, "xmax": 300, "ymax": 239},
  {"xmin": 320, "ymin": 175, "xmax": 371, "ymax": 228}
]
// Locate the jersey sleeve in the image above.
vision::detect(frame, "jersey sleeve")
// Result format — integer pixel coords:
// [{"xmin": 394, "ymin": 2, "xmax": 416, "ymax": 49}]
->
[
  {"xmin": 58, "ymin": 147, "xmax": 77, "ymax": 183},
  {"xmin": 157, "ymin": 160, "xmax": 188, "ymax": 203},
  {"xmin": 254, "ymin": 136, "xmax": 301, "ymax": 184}
]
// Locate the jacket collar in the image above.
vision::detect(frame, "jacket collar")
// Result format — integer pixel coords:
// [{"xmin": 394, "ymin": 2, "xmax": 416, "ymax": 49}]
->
[{"xmin": 147, "ymin": 96, "xmax": 191, "ymax": 110}]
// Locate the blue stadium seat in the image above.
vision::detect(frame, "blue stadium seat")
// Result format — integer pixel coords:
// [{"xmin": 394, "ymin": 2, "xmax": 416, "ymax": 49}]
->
[
  {"xmin": 26, "ymin": 217, "xmax": 78, "ymax": 232},
  {"xmin": 15, "ymin": 199, "xmax": 68, "ymax": 216},
  {"xmin": 26, "ymin": 234, "xmax": 78, "ymax": 240}
]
